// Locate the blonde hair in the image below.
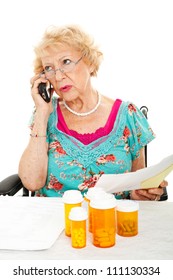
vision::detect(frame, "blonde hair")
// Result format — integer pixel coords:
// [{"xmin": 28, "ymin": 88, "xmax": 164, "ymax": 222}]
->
[{"xmin": 33, "ymin": 25, "xmax": 103, "ymax": 77}]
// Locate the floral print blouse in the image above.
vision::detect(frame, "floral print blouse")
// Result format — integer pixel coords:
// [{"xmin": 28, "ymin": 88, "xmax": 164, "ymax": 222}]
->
[{"xmin": 31, "ymin": 97, "xmax": 155, "ymax": 198}]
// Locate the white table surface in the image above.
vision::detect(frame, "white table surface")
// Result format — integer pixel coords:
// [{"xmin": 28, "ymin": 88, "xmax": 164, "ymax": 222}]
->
[{"xmin": 0, "ymin": 201, "xmax": 173, "ymax": 260}]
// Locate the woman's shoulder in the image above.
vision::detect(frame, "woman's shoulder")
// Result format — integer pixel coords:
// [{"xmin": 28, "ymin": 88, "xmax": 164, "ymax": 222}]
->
[
  {"xmin": 101, "ymin": 95, "xmax": 123, "ymax": 107},
  {"xmin": 102, "ymin": 95, "xmax": 133, "ymax": 106},
  {"xmin": 101, "ymin": 95, "xmax": 141, "ymax": 115},
  {"xmin": 118, "ymin": 100, "xmax": 141, "ymax": 114}
]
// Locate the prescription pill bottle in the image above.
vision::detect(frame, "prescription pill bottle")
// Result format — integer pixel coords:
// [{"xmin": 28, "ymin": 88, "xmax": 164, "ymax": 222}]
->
[
  {"xmin": 84, "ymin": 188, "xmax": 106, "ymax": 233},
  {"xmin": 62, "ymin": 190, "xmax": 83, "ymax": 237},
  {"xmin": 84, "ymin": 187, "xmax": 104, "ymax": 203},
  {"xmin": 117, "ymin": 200, "xmax": 139, "ymax": 237},
  {"xmin": 69, "ymin": 207, "xmax": 88, "ymax": 249},
  {"xmin": 90, "ymin": 196, "xmax": 117, "ymax": 248}
]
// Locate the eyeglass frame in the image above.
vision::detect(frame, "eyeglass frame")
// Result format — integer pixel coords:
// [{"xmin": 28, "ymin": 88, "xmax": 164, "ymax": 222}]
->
[{"xmin": 40, "ymin": 56, "xmax": 83, "ymax": 78}]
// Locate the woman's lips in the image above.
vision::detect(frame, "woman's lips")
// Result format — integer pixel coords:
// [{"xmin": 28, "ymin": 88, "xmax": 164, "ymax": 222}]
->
[{"xmin": 59, "ymin": 85, "xmax": 72, "ymax": 93}]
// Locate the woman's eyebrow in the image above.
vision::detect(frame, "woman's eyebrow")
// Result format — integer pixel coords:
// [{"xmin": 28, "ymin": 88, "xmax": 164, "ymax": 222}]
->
[
  {"xmin": 42, "ymin": 54, "xmax": 74, "ymax": 66},
  {"xmin": 59, "ymin": 54, "xmax": 74, "ymax": 60}
]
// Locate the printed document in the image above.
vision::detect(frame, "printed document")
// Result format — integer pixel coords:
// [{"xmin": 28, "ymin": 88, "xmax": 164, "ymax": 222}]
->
[{"xmin": 95, "ymin": 154, "xmax": 173, "ymax": 193}]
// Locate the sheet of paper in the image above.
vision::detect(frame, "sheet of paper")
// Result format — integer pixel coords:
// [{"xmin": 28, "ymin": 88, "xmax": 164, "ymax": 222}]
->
[
  {"xmin": 0, "ymin": 197, "xmax": 64, "ymax": 250},
  {"xmin": 95, "ymin": 154, "xmax": 173, "ymax": 193}
]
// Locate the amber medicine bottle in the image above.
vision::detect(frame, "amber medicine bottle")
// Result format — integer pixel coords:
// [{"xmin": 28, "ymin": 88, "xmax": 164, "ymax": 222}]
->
[
  {"xmin": 62, "ymin": 190, "xmax": 83, "ymax": 237},
  {"xmin": 90, "ymin": 196, "xmax": 117, "ymax": 248},
  {"xmin": 69, "ymin": 207, "xmax": 88, "ymax": 248},
  {"xmin": 84, "ymin": 188, "xmax": 106, "ymax": 233},
  {"xmin": 117, "ymin": 200, "xmax": 139, "ymax": 237}
]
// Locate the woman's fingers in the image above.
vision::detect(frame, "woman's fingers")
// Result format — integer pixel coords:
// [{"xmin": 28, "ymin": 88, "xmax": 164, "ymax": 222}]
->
[
  {"xmin": 30, "ymin": 74, "xmax": 47, "ymax": 93},
  {"xmin": 159, "ymin": 180, "xmax": 168, "ymax": 188},
  {"xmin": 131, "ymin": 180, "xmax": 168, "ymax": 201}
]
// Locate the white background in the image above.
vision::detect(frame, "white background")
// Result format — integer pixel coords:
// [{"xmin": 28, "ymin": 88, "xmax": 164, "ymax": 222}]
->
[{"xmin": 0, "ymin": 0, "xmax": 173, "ymax": 200}]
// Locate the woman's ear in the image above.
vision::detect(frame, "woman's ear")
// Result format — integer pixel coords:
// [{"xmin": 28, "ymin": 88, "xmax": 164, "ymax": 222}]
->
[{"xmin": 89, "ymin": 64, "xmax": 95, "ymax": 75}]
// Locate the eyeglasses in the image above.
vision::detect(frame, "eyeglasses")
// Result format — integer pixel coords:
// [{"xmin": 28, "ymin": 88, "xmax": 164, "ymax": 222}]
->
[{"xmin": 40, "ymin": 56, "xmax": 83, "ymax": 79}]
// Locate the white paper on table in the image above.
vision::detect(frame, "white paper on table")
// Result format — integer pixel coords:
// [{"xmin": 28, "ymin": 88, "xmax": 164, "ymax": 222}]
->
[
  {"xmin": 0, "ymin": 197, "xmax": 64, "ymax": 250},
  {"xmin": 95, "ymin": 154, "xmax": 173, "ymax": 193}
]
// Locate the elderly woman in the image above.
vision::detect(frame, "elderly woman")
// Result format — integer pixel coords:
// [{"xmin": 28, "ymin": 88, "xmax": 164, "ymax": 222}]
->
[{"xmin": 18, "ymin": 25, "xmax": 167, "ymax": 200}]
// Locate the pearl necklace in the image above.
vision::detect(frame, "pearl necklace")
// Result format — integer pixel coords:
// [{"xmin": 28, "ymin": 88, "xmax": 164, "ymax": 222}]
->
[{"xmin": 63, "ymin": 92, "xmax": 101, "ymax": 117}]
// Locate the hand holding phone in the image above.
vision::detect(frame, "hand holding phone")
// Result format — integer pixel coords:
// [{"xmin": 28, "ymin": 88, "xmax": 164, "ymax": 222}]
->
[{"xmin": 38, "ymin": 82, "xmax": 52, "ymax": 103}]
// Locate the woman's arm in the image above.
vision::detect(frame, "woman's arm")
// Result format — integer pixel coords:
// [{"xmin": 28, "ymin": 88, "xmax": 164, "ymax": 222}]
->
[
  {"xmin": 18, "ymin": 74, "xmax": 54, "ymax": 192},
  {"xmin": 131, "ymin": 147, "xmax": 146, "ymax": 172},
  {"xmin": 18, "ymin": 109, "xmax": 49, "ymax": 192}
]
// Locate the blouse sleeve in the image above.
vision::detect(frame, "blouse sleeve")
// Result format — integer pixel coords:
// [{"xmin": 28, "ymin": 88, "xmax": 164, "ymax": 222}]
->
[{"xmin": 124, "ymin": 103, "xmax": 155, "ymax": 160}]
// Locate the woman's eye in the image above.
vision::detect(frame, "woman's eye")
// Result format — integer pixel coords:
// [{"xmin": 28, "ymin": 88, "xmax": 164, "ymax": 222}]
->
[
  {"xmin": 63, "ymin": 59, "xmax": 71, "ymax": 65},
  {"xmin": 45, "ymin": 66, "xmax": 53, "ymax": 72}
]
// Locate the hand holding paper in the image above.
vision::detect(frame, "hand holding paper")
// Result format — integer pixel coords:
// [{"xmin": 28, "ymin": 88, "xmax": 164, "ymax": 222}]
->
[{"xmin": 95, "ymin": 154, "xmax": 173, "ymax": 193}]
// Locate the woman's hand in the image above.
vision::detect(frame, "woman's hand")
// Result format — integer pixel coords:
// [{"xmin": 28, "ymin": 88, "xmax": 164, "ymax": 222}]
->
[
  {"xmin": 30, "ymin": 74, "xmax": 53, "ymax": 116},
  {"xmin": 131, "ymin": 180, "xmax": 168, "ymax": 201}
]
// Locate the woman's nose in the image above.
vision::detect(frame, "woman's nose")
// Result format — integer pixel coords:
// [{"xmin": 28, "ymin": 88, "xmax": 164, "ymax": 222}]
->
[{"xmin": 55, "ymin": 68, "xmax": 66, "ymax": 81}]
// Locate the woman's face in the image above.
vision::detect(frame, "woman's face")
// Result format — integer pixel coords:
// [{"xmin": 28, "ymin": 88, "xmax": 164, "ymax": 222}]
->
[{"xmin": 41, "ymin": 45, "xmax": 93, "ymax": 101}]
